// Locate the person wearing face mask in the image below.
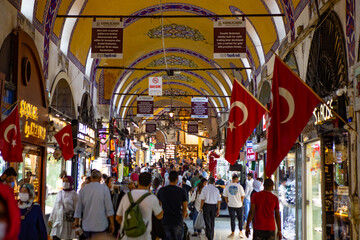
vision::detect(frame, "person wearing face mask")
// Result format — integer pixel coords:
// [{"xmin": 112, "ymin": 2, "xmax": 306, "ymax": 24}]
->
[
  {"xmin": 0, "ymin": 167, "xmax": 17, "ymax": 190},
  {"xmin": 18, "ymin": 183, "xmax": 47, "ymax": 240},
  {"xmin": 0, "ymin": 184, "xmax": 21, "ymax": 240},
  {"xmin": 49, "ymin": 176, "xmax": 78, "ymax": 240}
]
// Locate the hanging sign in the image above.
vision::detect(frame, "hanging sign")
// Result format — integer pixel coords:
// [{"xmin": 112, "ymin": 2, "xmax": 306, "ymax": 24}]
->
[
  {"xmin": 146, "ymin": 121, "xmax": 157, "ymax": 133},
  {"xmin": 91, "ymin": 20, "xmax": 123, "ymax": 59},
  {"xmin": 137, "ymin": 96, "xmax": 154, "ymax": 117},
  {"xmin": 214, "ymin": 19, "xmax": 246, "ymax": 59},
  {"xmin": 246, "ymin": 140, "xmax": 256, "ymax": 161},
  {"xmin": 149, "ymin": 77, "xmax": 162, "ymax": 96},
  {"xmin": 187, "ymin": 121, "xmax": 198, "ymax": 134},
  {"xmin": 191, "ymin": 97, "xmax": 208, "ymax": 118}
]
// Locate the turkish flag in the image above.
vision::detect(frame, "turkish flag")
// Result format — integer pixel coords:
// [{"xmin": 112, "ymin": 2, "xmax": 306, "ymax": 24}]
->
[
  {"xmin": 225, "ymin": 79, "xmax": 266, "ymax": 165},
  {"xmin": 0, "ymin": 105, "xmax": 22, "ymax": 162},
  {"xmin": 54, "ymin": 124, "xmax": 74, "ymax": 160},
  {"xmin": 266, "ymin": 56, "xmax": 321, "ymax": 177}
]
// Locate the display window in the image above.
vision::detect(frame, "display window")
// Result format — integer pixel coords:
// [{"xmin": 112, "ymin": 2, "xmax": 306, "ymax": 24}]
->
[
  {"xmin": 277, "ymin": 151, "xmax": 296, "ymax": 240},
  {"xmin": 305, "ymin": 141, "xmax": 322, "ymax": 240},
  {"xmin": 15, "ymin": 145, "xmax": 43, "ymax": 203},
  {"xmin": 324, "ymin": 132, "xmax": 350, "ymax": 239},
  {"xmin": 45, "ymin": 147, "xmax": 62, "ymax": 215}
]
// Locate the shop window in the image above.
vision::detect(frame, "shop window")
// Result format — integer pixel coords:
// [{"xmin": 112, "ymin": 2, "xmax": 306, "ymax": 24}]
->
[
  {"xmin": 305, "ymin": 141, "xmax": 322, "ymax": 240},
  {"xmin": 278, "ymin": 150, "xmax": 296, "ymax": 240}
]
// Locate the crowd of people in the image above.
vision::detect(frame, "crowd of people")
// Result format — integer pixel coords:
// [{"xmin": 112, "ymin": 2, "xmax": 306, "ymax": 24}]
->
[{"xmin": 0, "ymin": 158, "xmax": 282, "ymax": 240}]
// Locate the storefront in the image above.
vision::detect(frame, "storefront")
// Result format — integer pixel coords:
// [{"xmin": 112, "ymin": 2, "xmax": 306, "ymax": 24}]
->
[
  {"xmin": 72, "ymin": 120, "xmax": 95, "ymax": 190},
  {"xmin": 10, "ymin": 30, "xmax": 49, "ymax": 208}
]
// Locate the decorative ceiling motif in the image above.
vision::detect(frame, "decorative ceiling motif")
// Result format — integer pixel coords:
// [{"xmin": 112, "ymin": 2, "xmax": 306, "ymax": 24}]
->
[
  {"xmin": 147, "ymin": 23, "xmax": 205, "ymax": 41},
  {"xmin": 162, "ymin": 89, "xmax": 191, "ymax": 99},
  {"xmin": 147, "ymin": 55, "xmax": 198, "ymax": 68},
  {"xmin": 156, "ymin": 74, "xmax": 195, "ymax": 83}
]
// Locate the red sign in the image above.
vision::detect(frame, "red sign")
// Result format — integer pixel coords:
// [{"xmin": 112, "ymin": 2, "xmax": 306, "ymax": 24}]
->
[
  {"xmin": 214, "ymin": 20, "xmax": 246, "ymax": 59},
  {"xmin": 246, "ymin": 147, "xmax": 256, "ymax": 161},
  {"xmin": 91, "ymin": 20, "xmax": 123, "ymax": 59}
]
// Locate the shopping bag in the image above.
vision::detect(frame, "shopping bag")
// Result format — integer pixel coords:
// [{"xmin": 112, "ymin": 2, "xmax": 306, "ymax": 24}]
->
[{"xmin": 194, "ymin": 212, "xmax": 205, "ymax": 229}]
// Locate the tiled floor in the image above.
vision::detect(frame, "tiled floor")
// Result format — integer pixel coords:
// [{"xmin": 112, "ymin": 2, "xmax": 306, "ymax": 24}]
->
[{"xmin": 185, "ymin": 217, "xmax": 250, "ymax": 240}]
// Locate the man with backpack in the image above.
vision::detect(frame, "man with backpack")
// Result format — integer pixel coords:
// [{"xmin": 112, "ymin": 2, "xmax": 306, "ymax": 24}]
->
[
  {"xmin": 116, "ymin": 172, "xmax": 163, "ymax": 239},
  {"xmin": 157, "ymin": 171, "xmax": 188, "ymax": 240}
]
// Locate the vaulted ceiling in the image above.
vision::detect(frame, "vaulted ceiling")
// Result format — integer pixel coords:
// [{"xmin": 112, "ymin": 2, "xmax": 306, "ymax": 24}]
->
[{"xmin": 20, "ymin": 0, "xmax": 306, "ymax": 122}]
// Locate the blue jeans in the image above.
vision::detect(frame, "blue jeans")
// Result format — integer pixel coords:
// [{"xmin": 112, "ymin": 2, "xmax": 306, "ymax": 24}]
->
[
  {"xmin": 163, "ymin": 224, "xmax": 184, "ymax": 240},
  {"xmin": 244, "ymin": 198, "xmax": 250, "ymax": 223},
  {"xmin": 192, "ymin": 209, "xmax": 201, "ymax": 233}
]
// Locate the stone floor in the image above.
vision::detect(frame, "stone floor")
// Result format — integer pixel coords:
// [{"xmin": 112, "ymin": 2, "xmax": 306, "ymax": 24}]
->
[{"xmin": 185, "ymin": 217, "xmax": 251, "ymax": 240}]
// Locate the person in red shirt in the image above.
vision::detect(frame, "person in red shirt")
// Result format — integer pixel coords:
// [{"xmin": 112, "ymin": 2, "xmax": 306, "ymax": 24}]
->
[{"xmin": 245, "ymin": 178, "xmax": 282, "ymax": 240}]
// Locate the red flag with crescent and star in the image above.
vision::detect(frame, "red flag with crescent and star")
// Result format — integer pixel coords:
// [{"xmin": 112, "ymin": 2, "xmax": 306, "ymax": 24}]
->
[
  {"xmin": 54, "ymin": 124, "xmax": 74, "ymax": 160},
  {"xmin": 225, "ymin": 79, "xmax": 267, "ymax": 165},
  {"xmin": 0, "ymin": 105, "xmax": 22, "ymax": 162},
  {"xmin": 266, "ymin": 56, "xmax": 321, "ymax": 177}
]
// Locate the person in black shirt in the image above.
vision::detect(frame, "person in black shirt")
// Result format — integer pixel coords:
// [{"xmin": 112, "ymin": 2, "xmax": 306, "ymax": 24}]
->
[
  {"xmin": 158, "ymin": 171, "xmax": 188, "ymax": 240},
  {"xmin": 182, "ymin": 177, "xmax": 192, "ymax": 201}
]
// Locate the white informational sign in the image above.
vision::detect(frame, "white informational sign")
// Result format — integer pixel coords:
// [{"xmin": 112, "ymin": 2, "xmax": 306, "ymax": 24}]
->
[
  {"xmin": 191, "ymin": 97, "xmax": 208, "ymax": 118},
  {"xmin": 214, "ymin": 19, "xmax": 246, "ymax": 59},
  {"xmin": 246, "ymin": 140, "xmax": 256, "ymax": 161},
  {"xmin": 91, "ymin": 20, "xmax": 123, "ymax": 59},
  {"xmin": 149, "ymin": 77, "xmax": 163, "ymax": 96}
]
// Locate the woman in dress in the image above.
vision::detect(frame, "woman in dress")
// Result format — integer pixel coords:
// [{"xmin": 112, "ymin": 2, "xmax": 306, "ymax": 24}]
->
[
  {"xmin": 48, "ymin": 176, "xmax": 78, "ymax": 240},
  {"xmin": 18, "ymin": 183, "xmax": 47, "ymax": 240}
]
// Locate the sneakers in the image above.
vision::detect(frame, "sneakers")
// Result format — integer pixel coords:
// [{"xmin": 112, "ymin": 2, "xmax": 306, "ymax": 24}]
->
[
  {"xmin": 191, "ymin": 233, "xmax": 198, "ymax": 237},
  {"xmin": 239, "ymin": 231, "xmax": 245, "ymax": 238}
]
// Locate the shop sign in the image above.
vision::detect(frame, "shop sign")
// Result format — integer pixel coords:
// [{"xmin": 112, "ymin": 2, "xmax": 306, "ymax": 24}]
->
[
  {"xmin": 313, "ymin": 99, "xmax": 335, "ymax": 125},
  {"xmin": 155, "ymin": 142, "xmax": 165, "ymax": 149},
  {"xmin": 119, "ymin": 147, "xmax": 126, "ymax": 158},
  {"xmin": 148, "ymin": 77, "xmax": 162, "ymax": 96},
  {"xmin": 337, "ymin": 186, "xmax": 349, "ymax": 195},
  {"xmin": 191, "ymin": 97, "xmax": 208, "ymax": 118},
  {"xmin": 77, "ymin": 122, "xmax": 95, "ymax": 146},
  {"xmin": 19, "ymin": 99, "xmax": 47, "ymax": 143},
  {"xmin": 91, "ymin": 20, "xmax": 123, "ymax": 59},
  {"xmin": 246, "ymin": 141, "xmax": 256, "ymax": 161},
  {"xmin": 214, "ymin": 19, "xmax": 246, "ymax": 59},
  {"xmin": 187, "ymin": 121, "xmax": 198, "ymax": 134},
  {"xmin": 137, "ymin": 97, "xmax": 154, "ymax": 117}
]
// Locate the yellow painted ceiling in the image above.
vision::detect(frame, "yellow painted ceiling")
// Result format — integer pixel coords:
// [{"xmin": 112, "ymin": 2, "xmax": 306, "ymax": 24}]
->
[{"xmin": 34, "ymin": 0, "xmax": 293, "ymax": 119}]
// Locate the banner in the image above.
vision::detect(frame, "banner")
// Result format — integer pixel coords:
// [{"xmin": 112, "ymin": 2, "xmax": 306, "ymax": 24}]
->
[
  {"xmin": 187, "ymin": 121, "xmax": 198, "ymax": 134},
  {"xmin": 137, "ymin": 97, "xmax": 154, "ymax": 117},
  {"xmin": 214, "ymin": 19, "xmax": 246, "ymax": 59},
  {"xmin": 246, "ymin": 141, "xmax": 256, "ymax": 161},
  {"xmin": 91, "ymin": 20, "xmax": 123, "ymax": 59},
  {"xmin": 149, "ymin": 77, "xmax": 162, "ymax": 96},
  {"xmin": 191, "ymin": 97, "xmax": 208, "ymax": 118}
]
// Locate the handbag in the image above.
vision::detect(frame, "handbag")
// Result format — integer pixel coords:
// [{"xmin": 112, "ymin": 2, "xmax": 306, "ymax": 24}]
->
[
  {"xmin": 61, "ymin": 191, "xmax": 75, "ymax": 222},
  {"xmin": 188, "ymin": 191, "xmax": 197, "ymax": 212}
]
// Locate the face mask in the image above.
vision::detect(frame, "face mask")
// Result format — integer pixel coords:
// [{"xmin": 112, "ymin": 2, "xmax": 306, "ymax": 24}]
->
[
  {"xmin": 18, "ymin": 193, "xmax": 30, "ymax": 202},
  {"xmin": 0, "ymin": 222, "xmax": 7, "ymax": 240},
  {"xmin": 62, "ymin": 182, "xmax": 70, "ymax": 189}
]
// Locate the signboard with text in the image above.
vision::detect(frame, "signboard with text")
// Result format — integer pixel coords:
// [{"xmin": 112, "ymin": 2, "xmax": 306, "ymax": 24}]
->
[
  {"xmin": 191, "ymin": 97, "xmax": 208, "ymax": 118},
  {"xmin": 149, "ymin": 77, "xmax": 162, "ymax": 96},
  {"xmin": 137, "ymin": 97, "xmax": 154, "ymax": 117},
  {"xmin": 246, "ymin": 140, "xmax": 256, "ymax": 161},
  {"xmin": 187, "ymin": 121, "xmax": 198, "ymax": 134},
  {"xmin": 91, "ymin": 20, "xmax": 123, "ymax": 59},
  {"xmin": 146, "ymin": 121, "xmax": 157, "ymax": 133},
  {"xmin": 214, "ymin": 20, "xmax": 246, "ymax": 59}
]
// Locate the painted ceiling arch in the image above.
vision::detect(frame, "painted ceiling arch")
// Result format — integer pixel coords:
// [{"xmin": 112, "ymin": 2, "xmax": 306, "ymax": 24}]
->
[{"xmin": 22, "ymin": 0, "xmax": 311, "ymax": 121}]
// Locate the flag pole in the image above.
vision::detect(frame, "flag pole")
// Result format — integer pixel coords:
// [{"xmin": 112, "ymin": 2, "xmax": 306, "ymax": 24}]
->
[
  {"xmin": 233, "ymin": 78, "xmax": 270, "ymax": 113},
  {"xmin": 1, "ymin": 101, "xmax": 19, "ymax": 115},
  {"xmin": 273, "ymin": 55, "xmax": 356, "ymax": 133}
]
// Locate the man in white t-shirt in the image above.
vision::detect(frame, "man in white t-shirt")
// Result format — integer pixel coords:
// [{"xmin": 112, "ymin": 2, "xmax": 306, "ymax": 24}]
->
[
  {"xmin": 116, "ymin": 172, "xmax": 163, "ymax": 240},
  {"xmin": 223, "ymin": 174, "xmax": 245, "ymax": 238}
]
